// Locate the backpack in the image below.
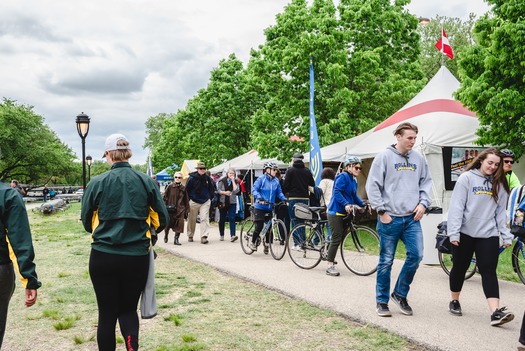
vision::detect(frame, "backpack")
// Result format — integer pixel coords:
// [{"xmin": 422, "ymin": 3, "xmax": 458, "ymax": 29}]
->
[
  {"xmin": 508, "ymin": 185, "xmax": 525, "ymax": 239},
  {"xmin": 309, "ymin": 186, "xmax": 324, "ymax": 207}
]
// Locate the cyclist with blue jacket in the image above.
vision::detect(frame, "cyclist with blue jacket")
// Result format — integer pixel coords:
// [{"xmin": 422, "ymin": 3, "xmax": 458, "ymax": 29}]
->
[
  {"xmin": 250, "ymin": 162, "xmax": 287, "ymax": 254},
  {"xmin": 326, "ymin": 156, "xmax": 365, "ymax": 277}
]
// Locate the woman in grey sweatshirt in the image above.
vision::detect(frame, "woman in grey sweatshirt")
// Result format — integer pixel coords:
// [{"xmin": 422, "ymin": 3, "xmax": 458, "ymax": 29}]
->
[{"xmin": 447, "ymin": 147, "xmax": 514, "ymax": 326}]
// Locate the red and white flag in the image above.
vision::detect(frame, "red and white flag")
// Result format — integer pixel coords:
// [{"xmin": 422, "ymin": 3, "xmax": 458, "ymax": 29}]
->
[{"xmin": 435, "ymin": 28, "xmax": 454, "ymax": 59}]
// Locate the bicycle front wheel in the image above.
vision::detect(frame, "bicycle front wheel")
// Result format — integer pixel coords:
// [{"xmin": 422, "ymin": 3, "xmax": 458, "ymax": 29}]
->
[
  {"xmin": 512, "ymin": 240, "xmax": 525, "ymax": 285},
  {"xmin": 287, "ymin": 223, "xmax": 323, "ymax": 269},
  {"xmin": 269, "ymin": 219, "xmax": 287, "ymax": 260},
  {"xmin": 240, "ymin": 219, "xmax": 255, "ymax": 255},
  {"xmin": 340, "ymin": 225, "xmax": 380, "ymax": 276},
  {"xmin": 438, "ymin": 251, "xmax": 476, "ymax": 280}
]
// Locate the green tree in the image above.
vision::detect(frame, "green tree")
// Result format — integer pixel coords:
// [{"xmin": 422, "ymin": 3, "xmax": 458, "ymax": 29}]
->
[
  {"xmin": 143, "ymin": 112, "xmax": 172, "ymax": 151},
  {"xmin": 454, "ymin": 0, "xmax": 525, "ymax": 156},
  {"xmin": 417, "ymin": 14, "xmax": 478, "ymax": 80},
  {"xmin": 248, "ymin": 0, "xmax": 424, "ymax": 160},
  {"xmin": 0, "ymin": 98, "xmax": 77, "ymax": 184},
  {"xmin": 154, "ymin": 54, "xmax": 252, "ymax": 170}
]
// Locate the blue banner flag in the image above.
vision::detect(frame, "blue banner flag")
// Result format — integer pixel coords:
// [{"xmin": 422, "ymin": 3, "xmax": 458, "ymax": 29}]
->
[{"xmin": 309, "ymin": 56, "xmax": 323, "ymax": 186}]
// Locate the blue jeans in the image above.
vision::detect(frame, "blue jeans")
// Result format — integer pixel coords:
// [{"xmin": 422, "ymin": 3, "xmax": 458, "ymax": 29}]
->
[
  {"xmin": 218, "ymin": 204, "xmax": 237, "ymax": 237},
  {"xmin": 288, "ymin": 199, "xmax": 309, "ymax": 245},
  {"xmin": 376, "ymin": 215, "xmax": 423, "ymax": 304}
]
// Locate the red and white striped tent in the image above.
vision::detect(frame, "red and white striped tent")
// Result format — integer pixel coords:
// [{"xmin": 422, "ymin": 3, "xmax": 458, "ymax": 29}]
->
[{"xmin": 318, "ymin": 66, "xmax": 482, "ymax": 207}]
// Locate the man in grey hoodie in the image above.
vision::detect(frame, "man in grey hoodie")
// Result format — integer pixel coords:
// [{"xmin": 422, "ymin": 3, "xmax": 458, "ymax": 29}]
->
[{"xmin": 366, "ymin": 122, "xmax": 432, "ymax": 317}]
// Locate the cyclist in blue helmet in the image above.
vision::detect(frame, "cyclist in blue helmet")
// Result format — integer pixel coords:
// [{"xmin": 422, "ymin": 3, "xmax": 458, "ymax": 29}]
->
[{"xmin": 250, "ymin": 162, "xmax": 287, "ymax": 253}]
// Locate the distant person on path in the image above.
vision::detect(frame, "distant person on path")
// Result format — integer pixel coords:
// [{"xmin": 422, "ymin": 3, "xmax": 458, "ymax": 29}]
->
[
  {"xmin": 163, "ymin": 171, "xmax": 189, "ymax": 245},
  {"xmin": 366, "ymin": 122, "xmax": 432, "ymax": 317},
  {"xmin": 325, "ymin": 157, "xmax": 365, "ymax": 277},
  {"xmin": 500, "ymin": 149, "xmax": 521, "ymax": 189},
  {"xmin": 447, "ymin": 148, "xmax": 514, "ymax": 326},
  {"xmin": 185, "ymin": 162, "xmax": 215, "ymax": 244},
  {"xmin": 217, "ymin": 168, "xmax": 240, "ymax": 242},
  {"xmin": 250, "ymin": 162, "xmax": 287, "ymax": 253},
  {"xmin": 42, "ymin": 185, "xmax": 49, "ymax": 201},
  {"xmin": 0, "ymin": 179, "xmax": 40, "ymax": 348},
  {"xmin": 283, "ymin": 153, "xmax": 315, "ymax": 247},
  {"xmin": 81, "ymin": 133, "xmax": 168, "ymax": 351}
]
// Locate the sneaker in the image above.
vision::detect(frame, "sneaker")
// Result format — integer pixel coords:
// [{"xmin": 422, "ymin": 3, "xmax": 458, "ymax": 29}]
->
[
  {"xmin": 188, "ymin": 237, "xmax": 194, "ymax": 242},
  {"xmin": 376, "ymin": 303, "xmax": 392, "ymax": 317},
  {"xmin": 263, "ymin": 245, "xmax": 269, "ymax": 255},
  {"xmin": 391, "ymin": 292, "xmax": 413, "ymax": 316},
  {"xmin": 291, "ymin": 245, "xmax": 303, "ymax": 252},
  {"xmin": 448, "ymin": 300, "xmax": 462, "ymax": 316},
  {"xmin": 490, "ymin": 306, "xmax": 514, "ymax": 326},
  {"xmin": 248, "ymin": 241, "xmax": 257, "ymax": 251},
  {"xmin": 220, "ymin": 236, "xmax": 224, "ymax": 241},
  {"xmin": 326, "ymin": 265, "xmax": 340, "ymax": 276},
  {"xmin": 230, "ymin": 235, "xmax": 238, "ymax": 242},
  {"xmin": 201, "ymin": 236, "xmax": 209, "ymax": 244}
]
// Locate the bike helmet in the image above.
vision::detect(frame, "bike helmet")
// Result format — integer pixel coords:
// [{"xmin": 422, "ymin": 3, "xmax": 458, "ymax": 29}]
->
[
  {"xmin": 501, "ymin": 148, "xmax": 515, "ymax": 159},
  {"xmin": 343, "ymin": 156, "xmax": 361, "ymax": 167},
  {"xmin": 263, "ymin": 161, "xmax": 278, "ymax": 170}
]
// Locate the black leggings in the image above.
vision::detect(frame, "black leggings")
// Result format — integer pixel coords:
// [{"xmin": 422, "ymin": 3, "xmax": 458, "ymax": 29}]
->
[
  {"xmin": 327, "ymin": 214, "xmax": 345, "ymax": 263},
  {"xmin": 450, "ymin": 234, "xmax": 500, "ymax": 298},
  {"xmin": 251, "ymin": 209, "xmax": 271, "ymax": 244},
  {"xmin": 89, "ymin": 249, "xmax": 149, "ymax": 351}
]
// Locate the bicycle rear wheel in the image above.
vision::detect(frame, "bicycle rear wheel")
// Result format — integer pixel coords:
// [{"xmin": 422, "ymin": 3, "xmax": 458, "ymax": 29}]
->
[
  {"xmin": 269, "ymin": 219, "xmax": 287, "ymax": 260},
  {"xmin": 512, "ymin": 240, "xmax": 525, "ymax": 285},
  {"xmin": 340, "ymin": 225, "xmax": 379, "ymax": 276},
  {"xmin": 438, "ymin": 251, "xmax": 476, "ymax": 280},
  {"xmin": 287, "ymin": 223, "xmax": 322, "ymax": 269},
  {"xmin": 240, "ymin": 219, "xmax": 255, "ymax": 255}
]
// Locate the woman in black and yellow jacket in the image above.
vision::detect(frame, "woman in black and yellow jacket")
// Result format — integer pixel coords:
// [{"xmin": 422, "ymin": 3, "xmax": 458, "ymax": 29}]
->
[
  {"xmin": 0, "ymin": 181, "xmax": 40, "ymax": 348},
  {"xmin": 81, "ymin": 134, "xmax": 168, "ymax": 351}
]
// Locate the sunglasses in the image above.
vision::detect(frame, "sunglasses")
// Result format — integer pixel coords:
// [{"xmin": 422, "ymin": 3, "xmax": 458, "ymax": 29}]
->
[
  {"xmin": 197, "ymin": 167, "xmax": 206, "ymax": 170},
  {"xmin": 504, "ymin": 160, "xmax": 514, "ymax": 164},
  {"xmin": 354, "ymin": 166, "xmax": 362, "ymax": 170},
  {"xmin": 174, "ymin": 176, "xmax": 182, "ymax": 179}
]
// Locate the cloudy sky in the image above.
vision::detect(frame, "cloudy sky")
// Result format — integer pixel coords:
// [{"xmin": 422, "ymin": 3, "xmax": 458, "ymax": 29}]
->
[{"xmin": 0, "ymin": 0, "xmax": 490, "ymax": 166}]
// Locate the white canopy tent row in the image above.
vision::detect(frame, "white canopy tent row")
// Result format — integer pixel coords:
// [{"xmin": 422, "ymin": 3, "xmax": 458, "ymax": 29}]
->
[{"xmin": 209, "ymin": 149, "xmax": 288, "ymax": 178}]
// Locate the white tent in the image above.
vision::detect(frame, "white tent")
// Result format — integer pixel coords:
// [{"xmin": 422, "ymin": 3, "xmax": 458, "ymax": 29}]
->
[
  {"xmin": 209, "ymin": 150, "xmax": 288, "ymax": 174},
  {"xmin": 317, "ymin": 66, "xmax": 493, "ymax": 210}
]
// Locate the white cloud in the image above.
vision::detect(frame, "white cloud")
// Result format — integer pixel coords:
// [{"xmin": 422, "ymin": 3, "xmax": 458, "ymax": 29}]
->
[{"xmin": 0, "ymin": 0, "xmax": 490, "ymax": 166}]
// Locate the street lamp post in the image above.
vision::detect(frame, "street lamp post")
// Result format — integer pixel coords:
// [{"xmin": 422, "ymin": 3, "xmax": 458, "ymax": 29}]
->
[
  {"xmin": 86, "ymin": 155, "xmax": 92, "ymax": 182},
  {"xmin": 76, "ymin": 112, "xmax": 90, "ymax": 191}
]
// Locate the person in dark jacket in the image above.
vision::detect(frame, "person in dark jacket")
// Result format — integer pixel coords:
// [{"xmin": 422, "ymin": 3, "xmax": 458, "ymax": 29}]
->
[
  {"xmin": 163, "ymin": 171, "xmax": 190, "ymax": 245},
  {"xmin": 185, "ymin": 161, "xmax": 215, "ymax": 244},
  {"xmin": 0, "ymin": 180, "xmax": 40, "ymax": 349},
  {"xmin": 283, "ymin": 153, "xmax": 315, "ymax": 247},
  {"xmin": 81, "ymin": 133, "xmax": 168, "ymax": 351},
  {"xmin": 217, "ymin": 168, "xmax": 241, "ymax": 242}
]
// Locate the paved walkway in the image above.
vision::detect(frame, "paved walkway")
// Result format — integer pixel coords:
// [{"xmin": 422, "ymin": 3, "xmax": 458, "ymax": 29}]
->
[{"xmin": 157, "ymin": 224, "xmax": 524, "ymax": 351}]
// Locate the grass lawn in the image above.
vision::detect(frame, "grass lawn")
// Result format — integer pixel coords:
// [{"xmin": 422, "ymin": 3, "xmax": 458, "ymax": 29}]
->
[{"xmin": 3, "ymin": 202, "xmax": 429, "ymax": 351}]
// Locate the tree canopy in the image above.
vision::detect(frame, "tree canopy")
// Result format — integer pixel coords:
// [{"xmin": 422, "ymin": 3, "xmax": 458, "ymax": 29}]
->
[
  {"xmin": 0, "ymin": 98, "xmax": 77, "ymax": 184},
  {"xmin": 455, "ymin": 0, "xmax": 525, "ymax": 156}
]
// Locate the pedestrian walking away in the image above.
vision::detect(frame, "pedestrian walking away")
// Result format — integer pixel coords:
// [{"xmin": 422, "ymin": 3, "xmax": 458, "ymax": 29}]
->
[
  {"xmin": 0, "ymin": 176, "xmax": 40, "ymax": 349},
  {"xmin": 447, "ymin": 147, "xmax": 515, "ymax": 327},
  {"xmin": 365, "ymin": 122, "xmax": 432, "ymax": 317},
  {"xmin": 81, "ymin": 133, "xmax": 169, "ymax": 351}
]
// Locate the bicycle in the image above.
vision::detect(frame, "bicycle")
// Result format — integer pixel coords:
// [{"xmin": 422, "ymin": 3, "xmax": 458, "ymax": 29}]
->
[
  {"xmin": 438, "ymin": 235, "xmax": 525, "ymax": 285},
  {"xmin": 239, "ymin": 202, "xmax": 288, "ymax": 260},
  {"xmin": 287, "ymin": 204, "xmax": 380, "ymax": 275}
]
